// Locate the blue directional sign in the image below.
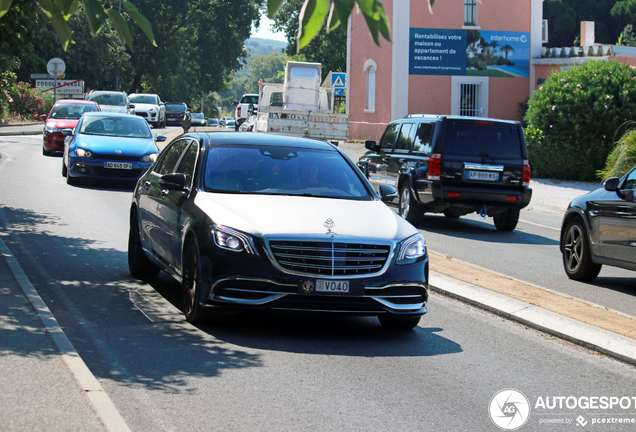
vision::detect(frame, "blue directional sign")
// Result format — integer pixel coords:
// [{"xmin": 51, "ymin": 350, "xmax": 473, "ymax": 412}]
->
[{"xmin": 331, "ymin": 72, "xmax": 346, "ymax": 95}]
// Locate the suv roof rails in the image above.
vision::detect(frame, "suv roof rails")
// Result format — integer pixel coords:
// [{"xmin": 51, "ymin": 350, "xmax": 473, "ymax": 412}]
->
[{"xmin": 404, "ymin": 114, "xmax": 442, "ymax": 119}]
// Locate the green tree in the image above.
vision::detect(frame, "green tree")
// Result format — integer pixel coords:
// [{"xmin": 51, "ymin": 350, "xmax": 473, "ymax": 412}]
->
[
  {"xmin": 618, "ymin": 24, "xmax": 636, "ymax": 46},
  {"xmin": 269, "ymin": 0, "xmax": 346, "ymax": 80},
  {"xmin": 543, "ymin": 0, "xmax": 622, "ymax": 47},
  {"xmin": 0, "ymin": 0, "xmax": 55, "ymax": 71},
  {"xmin": 525, "ymin": 60, "xmax": 636, "ymax": 181},
  {"xmin": 500, "ymin": 43, "xmax": 514, "ymax": 59}
]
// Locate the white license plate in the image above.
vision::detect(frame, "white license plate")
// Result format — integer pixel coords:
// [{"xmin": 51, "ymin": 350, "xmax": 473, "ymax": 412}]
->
[
  {"xmin": 467, "ymin": 170, "xmax": 499, "ymax": 181},
  {"xmin": 105, "ymin": 162, "xmax": 132, "ymax": 170},
  {"xmin": 317, "ymin": 279, "xmax": 350, "ymax": 293}
]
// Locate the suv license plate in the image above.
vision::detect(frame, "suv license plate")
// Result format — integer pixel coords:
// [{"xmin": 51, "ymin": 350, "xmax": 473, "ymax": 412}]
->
[
  {"xmin": 105, "ymin": 162, "xmax": 132, "ymax": 170},
  {"xmin": 466, "ymin": 170, "xmax": 499, "ymax": 182},
  {"xmin": 317, "ymin": 279, "xmax": 350, "ymax": 293}
]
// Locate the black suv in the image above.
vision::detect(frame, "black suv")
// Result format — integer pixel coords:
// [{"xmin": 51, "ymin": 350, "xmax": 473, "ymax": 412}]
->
[{"xmin": 359, "ymin": 115, "xmax": 532, "ymax": 231}]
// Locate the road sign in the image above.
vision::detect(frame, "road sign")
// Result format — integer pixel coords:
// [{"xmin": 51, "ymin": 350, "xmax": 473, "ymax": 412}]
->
[
  {"xmin": 36, "ymin": 79, "xmax": 84, "ymax": 95},
  {"xmin": 31, "ymin": 73, "xmax": 52, "ymax": 79},
  {"xmin": 47, "ymin": 57, "xmax": 66, "ymax": 77},
  {"xmin": 331, "ymin": 72, "xmax": 346, "ymax": 96}
]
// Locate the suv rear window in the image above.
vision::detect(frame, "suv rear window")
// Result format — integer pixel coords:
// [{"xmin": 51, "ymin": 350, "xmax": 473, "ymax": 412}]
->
[{"xmin": 442, "ymin": 122, "xmax": 522, "ymax": 159}]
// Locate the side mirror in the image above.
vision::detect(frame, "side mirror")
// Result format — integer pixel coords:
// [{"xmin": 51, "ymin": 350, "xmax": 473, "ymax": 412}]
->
[
  {"xmin": 248, "ymin": 104, "xmax": 254, "ymax": 116},
  {"xmin": 61, "ymin": 128, "xmax": 74, "ymax": 136},
  {"xmin": 233, "ymin": 101, "xmax": 239, "ymax": 106},
  {"xmin": 155, "ymin": 134, "xmax": 167, "ymax": 142},
  {"xmin": 159, "ymin": 173, "xmax": 187, "ymax": 190},
  {"xmin": 365, "ymin": 140, "xmax": 379, "ymax": 151},
  {"xmin": 129, "ymin": 104, "xmax": 135, "ymax": 109},
  {"xmin": 377, "ymin": 184, "xmax": 398, "ymax": 203},
  {"xmin": 39, "ymin": 114, "xmax": 47, "ymax": 120},
  {"xmin": 603, "ymin": 177, "xmax": 619, "ymax": 192},
  {"xmin": 160, "ymin": 102, "xmax": 165, "ymax": 106}
]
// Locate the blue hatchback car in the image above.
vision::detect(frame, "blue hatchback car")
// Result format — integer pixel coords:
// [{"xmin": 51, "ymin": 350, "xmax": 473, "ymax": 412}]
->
[{"xmin": 62, "ymin": 112, "xmax": 166, "ymax": 185}]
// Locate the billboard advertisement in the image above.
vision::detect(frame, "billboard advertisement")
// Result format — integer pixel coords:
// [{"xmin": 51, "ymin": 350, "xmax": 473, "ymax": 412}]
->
[{"xmin": 410, "ymin": 28, "xmax": 530, "ymax": 78}]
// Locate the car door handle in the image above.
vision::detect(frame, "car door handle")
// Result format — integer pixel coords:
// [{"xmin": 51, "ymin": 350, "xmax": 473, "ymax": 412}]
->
[{"xmin": 144, "ymin": 181, "xmax": 151, "ymax": 191}]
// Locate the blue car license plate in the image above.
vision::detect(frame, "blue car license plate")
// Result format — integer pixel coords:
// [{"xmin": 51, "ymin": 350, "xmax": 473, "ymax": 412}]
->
[
  {"xmin": 105, "ymin": 162, "xmax": 132, "ymax": 170},
  {"xmin": 466, "ymin": 170, "xmax": 499, "ymax": 181}
]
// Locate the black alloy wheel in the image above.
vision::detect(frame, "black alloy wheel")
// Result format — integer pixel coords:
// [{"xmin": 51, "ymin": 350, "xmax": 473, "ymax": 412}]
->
[
  {"xmin": 128, "ymin": 209, "xmax": 161, "ymax": 278},
  {"xmin": 182, "ymin": 238, "xmax": 206, "ymax": 323},
  {"xmin": 399, "ymin": 184, "xmax": 422, "ymax": 224},
  {"xmin": 493, "ymin": 208, "xmax": 520, "ymax": 231},
  {"xmin": 562, "ymin": 217, "xmax": 602, "ymax": 281}
]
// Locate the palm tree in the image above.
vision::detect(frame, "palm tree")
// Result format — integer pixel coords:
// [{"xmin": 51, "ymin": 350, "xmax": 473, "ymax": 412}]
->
[
  {"xmin": 501, "ymin": 44, "xmax": 515, "ymax": 59},
  {"xmin": 490, "ymin": 41, "xmax": 500, "ymax": 58}
]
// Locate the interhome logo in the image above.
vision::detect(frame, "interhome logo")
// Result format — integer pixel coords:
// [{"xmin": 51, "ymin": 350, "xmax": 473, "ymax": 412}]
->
[{"xmin": 489, "ymin": 389, "xmax": 531, "ymax": 430}]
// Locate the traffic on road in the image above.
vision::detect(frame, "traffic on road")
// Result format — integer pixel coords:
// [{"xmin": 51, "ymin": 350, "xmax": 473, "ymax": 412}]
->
[{"xmin": 1, "ymin": 129, "xmax": 635, "ymax": 431}]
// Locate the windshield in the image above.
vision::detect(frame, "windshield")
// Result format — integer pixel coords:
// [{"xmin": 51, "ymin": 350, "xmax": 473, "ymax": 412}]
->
[
  {"xmin": 204, "ymin": 145, "xmax": 371, "ymax": 200},
  {"xmin": 88, "ymin": 93, "xmax": 125, "ymax": 106},
  {"xmin": 191, "ymin": 113, "xmax": 204, "ymax": 119},
  {"xmin": 79, "ymin": 116, "xmax": 152, "ymax": 138},
  {"xmin": 166, "ymin": 103, "xmax": 186, "ymax": 111},
  {"xmin": 129, "ymin": 95, "xmax": 158, "ymax": 105},
  {"xmin": 51, "ymin": 103, "xmax": 98, "ymax": 120}
]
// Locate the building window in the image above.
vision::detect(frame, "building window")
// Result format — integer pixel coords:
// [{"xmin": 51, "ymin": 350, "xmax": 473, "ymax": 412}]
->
[
  {"xmin": 460, "ymin": 83, "xmax": 480, "ymax": 117},
  {"xmin": 464, "ymin": 0, "xmax": 478, "ymax": 26},
  {"xmin": 364, "ymin": 59, "xmax": 377, "ymax": 112}
]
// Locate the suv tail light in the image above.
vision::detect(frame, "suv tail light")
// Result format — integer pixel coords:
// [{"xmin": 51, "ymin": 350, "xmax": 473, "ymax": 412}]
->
[
  {"xmin": 523, "ymin": 159, "xmax": 531, "ymax": 186},
  {"xmin": 427, "ymin": 153, "xmax": 442, "ymax": 181},
  {"xmin": 237, "ymin": 106, "xmax": 241, "ymax": 117}
]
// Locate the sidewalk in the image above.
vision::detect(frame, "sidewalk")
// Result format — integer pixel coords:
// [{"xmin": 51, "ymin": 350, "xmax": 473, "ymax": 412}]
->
[{"xmin": 0, "ymin": 123, "xmax": 44, "ymax": 136}]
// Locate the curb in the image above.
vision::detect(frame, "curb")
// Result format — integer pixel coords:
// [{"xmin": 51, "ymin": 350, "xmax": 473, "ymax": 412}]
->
[{"xmin": 429, "ymin": 271, "xmax": 636, "ymax": 366}]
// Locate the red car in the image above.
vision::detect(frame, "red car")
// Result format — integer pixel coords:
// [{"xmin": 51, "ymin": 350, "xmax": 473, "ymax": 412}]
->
[{"xmin": 42, "ymin": 99, "xmax": 100, "ymax": 155}]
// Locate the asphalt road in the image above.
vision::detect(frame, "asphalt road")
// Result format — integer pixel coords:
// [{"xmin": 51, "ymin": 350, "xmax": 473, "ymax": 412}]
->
[{"xmin": 1, "ymin": 132, "xmax": 636, "ymax": 431}]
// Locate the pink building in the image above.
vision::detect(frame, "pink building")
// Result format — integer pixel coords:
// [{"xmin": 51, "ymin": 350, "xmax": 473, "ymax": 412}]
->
[{"xmin": 346, "ymin": 0, "xmax": 545, "ymax": 141}]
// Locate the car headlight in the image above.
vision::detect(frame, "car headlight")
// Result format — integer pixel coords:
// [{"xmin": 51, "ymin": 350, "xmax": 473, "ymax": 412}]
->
[
  {"xmin": 75, "ymin": 148, "xmax": 93, "ymax": 158},
  {"xmin": 149, "ymin": 107, "xmax": 157, "ymax": 112},
  {"xmin": 142, "ymin": 153, "xmax": 158, "ymax": 163},
  {"xmin": 212, "ymin": 224, "xmax": 258, "ymax": 255},
  {"xmin": 396, "ymin": 233, "xmax": 427, "ymax": 265},
  {"xmin": 45, "ymin": 124, "xmax": 59, "ymax": 133}
]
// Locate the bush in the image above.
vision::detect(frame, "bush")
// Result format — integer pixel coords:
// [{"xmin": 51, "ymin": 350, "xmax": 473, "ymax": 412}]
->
[
  {"xmin": 598, "ymin": 127, "xmax": 636, "ymax": 181},
  {"xmin": 524, "ymin": 60, "xmax": 636, "ymax": 180},
  {"xmin": 7, "ymin": 81, "xmax": 47, "ymax": 120}
]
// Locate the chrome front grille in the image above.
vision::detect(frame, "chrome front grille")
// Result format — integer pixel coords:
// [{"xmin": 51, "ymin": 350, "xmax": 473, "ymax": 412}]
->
[{"xmin": 268, "ymin": 240, "xmax": 391, "ymax": 277}]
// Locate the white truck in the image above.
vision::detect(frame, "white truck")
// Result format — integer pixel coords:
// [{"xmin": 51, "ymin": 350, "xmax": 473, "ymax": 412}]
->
[
  {"xmin": 234, "ymin": 93, "xmax": 259, "ymax": 131},
  {"xmin": 253, "ymin": 61, "xmax": 348, "ymax": 141}
]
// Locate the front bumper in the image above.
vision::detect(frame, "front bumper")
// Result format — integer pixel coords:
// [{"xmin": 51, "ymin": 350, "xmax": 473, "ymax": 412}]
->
[
  {"xmin": 198, "ymin": 247, "xmax": 429, "ymax": 317},
  {"xmin": 68, "ymin": 157, "xmax": 152, "ymax": 180},
  {"xmin": 43, "ymin": 132, "xmax": 65, "ymax": 151}
]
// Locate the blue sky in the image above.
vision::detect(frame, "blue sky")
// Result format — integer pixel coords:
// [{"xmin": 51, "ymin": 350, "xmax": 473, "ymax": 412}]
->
[{"xmin": 251, "ymin": 14, "xmax": 287, "ymax": 42}]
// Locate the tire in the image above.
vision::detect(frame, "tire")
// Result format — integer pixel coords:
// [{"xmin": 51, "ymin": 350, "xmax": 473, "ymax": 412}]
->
[
  {"xmin": 443, "ymin": 209, "xmax": 461, "ymax": 219},
  {"xmin": 43, "ymin": 145, "xmax": 52, "ymax": 156},
  {"xmin": 493, "ymin": 208, "xmax": 520, "ymax": 231},
  {"xmin": 378, "ymin": 314, "xmax": 421, "ymax": 330},
  {"xmin": 399, "ymin": 184, "xmax": 423, "ymax": 224},
  {"xmin": 182, "ymin": 238, "xmax": 206, "ymax": 324},
  {"xmin": 128, "ymin": 209, "xmax": 161, "ymax": 278},
  {"xmin": 562, "ymin": 217, "xmax": 602, "ymax": 281},
  {"xmin": 61, "ymin": 161, "xmax": 67, "ymax": 177}
]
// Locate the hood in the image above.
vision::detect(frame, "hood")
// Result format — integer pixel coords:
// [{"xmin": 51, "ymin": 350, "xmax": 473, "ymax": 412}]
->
[
  {"xmin": 194, "ymin": 193, "xmax": 417, "ymax": 241},
  {"xmin": 98, "ymin": 105, "xmax": 128, "ymax": 113},
  {"xmin": 75, "ymin": 134, "xmax": 158, "ymax": 156},
  {"xmin": 47, "ymin": 119, "xmax": 79, "ymax": 130}
]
